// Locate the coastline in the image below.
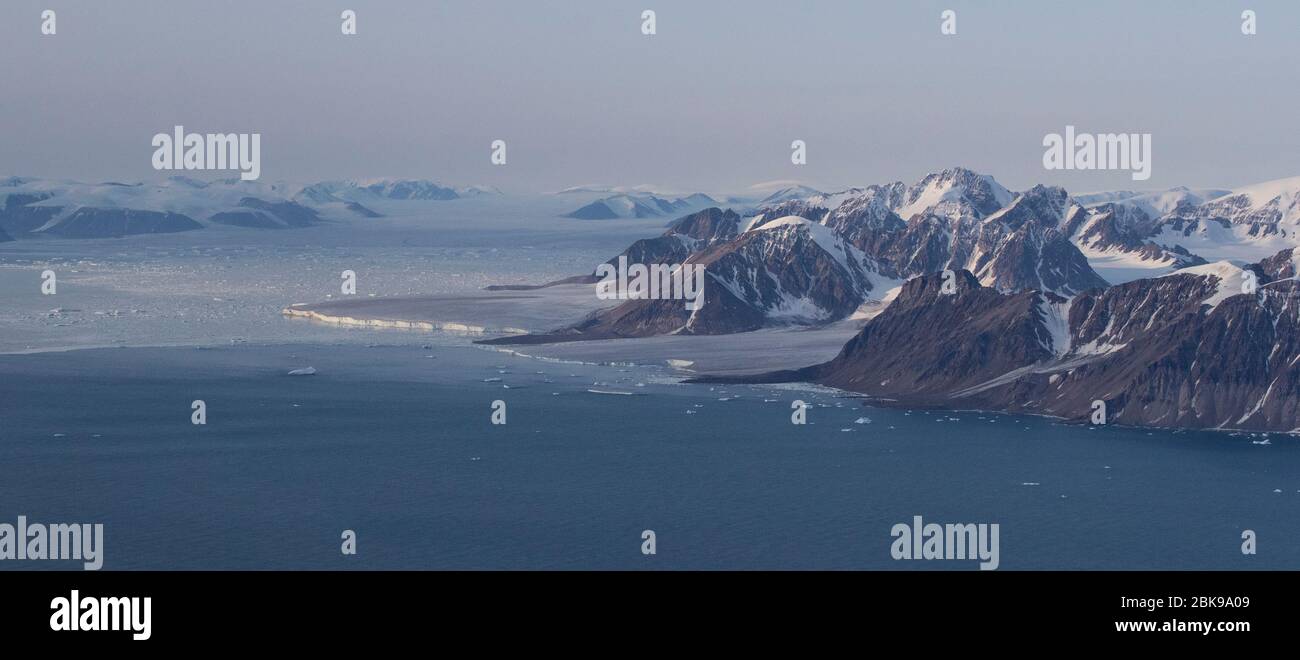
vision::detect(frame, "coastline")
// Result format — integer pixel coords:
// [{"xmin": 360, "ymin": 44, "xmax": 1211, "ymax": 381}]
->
[
  {"xmin": 272, "ymin": 294, "xmax": 1300, "ymax": 436},
  {"xmin": 282, "ymin": 304, "xmax": 529, "ymax": 336}
]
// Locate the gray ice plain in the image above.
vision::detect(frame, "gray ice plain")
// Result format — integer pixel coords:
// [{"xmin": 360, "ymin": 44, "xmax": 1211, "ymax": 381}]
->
[
  {"xmin": 285, "ymin": 281, "xmax": 866, "ymax": 376},
  {"xmin": 0, "ymin": 194, "xmax": 656, "ymax": 354}
]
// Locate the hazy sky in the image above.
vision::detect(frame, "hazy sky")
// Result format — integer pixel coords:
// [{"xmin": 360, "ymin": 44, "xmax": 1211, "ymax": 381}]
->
[{"xmin": 3, "ymin": 0, "xmax": 1297, "ymax": 194}]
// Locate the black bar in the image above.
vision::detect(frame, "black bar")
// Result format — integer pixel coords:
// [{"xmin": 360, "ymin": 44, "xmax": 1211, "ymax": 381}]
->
[{"xmin": 0, "ymin": 570, "xmax": 1283, "ymax": 646}]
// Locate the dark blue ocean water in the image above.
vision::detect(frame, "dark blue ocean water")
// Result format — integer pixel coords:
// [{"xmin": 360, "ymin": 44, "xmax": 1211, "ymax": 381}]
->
[{"xmin": 2, "ymin": 343, "xmax": 1298, "ymax": 570}]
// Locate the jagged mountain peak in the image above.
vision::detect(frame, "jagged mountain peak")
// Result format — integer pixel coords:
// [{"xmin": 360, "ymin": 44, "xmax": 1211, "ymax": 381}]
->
[
  {"xmin": 985, "ymin": 184, "xmax": 1072, "ymax": 231},
  {"xmin": 668, "ymin": 206, "xmax": 740, "ymax": 235},
  {"xmin": 896, "ymin": 167, "xmax": 1013, "ymax": 220}
]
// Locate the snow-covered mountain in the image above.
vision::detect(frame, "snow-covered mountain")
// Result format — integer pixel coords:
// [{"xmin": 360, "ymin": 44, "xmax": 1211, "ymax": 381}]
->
[
  {"xmin": 696, "ymin": 247, "xmax": 1300, "ymax": 432},
  {"xmin": 563, "ymin": 192, "xmax": 717, "ymax": 219},
  {"xmin": 1156, "ymin": 175, "xmax": 1300, "ymax": 242},
  {"xmin": 750, "ymin": 169, "xmax": 1109, "ymax": 297},
  {"xmin": 490, "ymin": 168, "xmax": 1113, "ymax": 343},
  {"xmin": 1073, "ymin": 186, "xmax": 1232, "ymax": 218},
  {"xmin": 756, "ymin": 184, "xmax": 827, "ymax": 206},
  {"xmin": 1066, "ymin": 176, "xmax": 1300, "ymax": 274},
  {"xmin": 743, "ymin": 173, "xmax": 1300, "ymax": 281},
  {"xmin": 609, "ymin": 206, "xmax": 743, "ymax": 266},
  {"xmin": 453, "ymin": 184, "xmax": 505, "ymax": 198},
  {"xmin": 491, "ymin": 167, "xmax": 1300, "ymax": 346},
  {"xmin": 1064, "ymin": 202, "xmax": 1206, "ymax": 270},
  {"xmin": 295, "ymin": 179, "xmax": 499, "ymax": 206},
  {"xmin": 0, "ymin": 177, "xmax": 321, "ymax": 238},
  {"xmin": 0, "ymin": 176, "xmax": 501, "ymax": 238},
  {"xmin": 806, "ymin": 171, "xmax": 1300, "ymax": 281},
  {"xmin": 554, "ymin": 184, "xmax": 668, "ymax": 195},
  {"xmin": 894, "ymin": 168, "xmax": 1014, "ymax": 221},
  {"xmin": 481, "ymin": 207, "xmax": 897, "ymax": 343}
]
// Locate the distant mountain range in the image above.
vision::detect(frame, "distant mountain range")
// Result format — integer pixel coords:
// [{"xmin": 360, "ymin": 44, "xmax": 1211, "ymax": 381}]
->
[
  {"xmin": 0, "ymin": 177, "xmax": 499, "ymax": 238},
  {"xmin": 563, "ymin": 192, "xmax": 718, "ymax": 219},
  {"xmin": 554, "ymin": 184, "xmax": 668, "ymax": 195},
  {"xmin": 756, "ymin": 184, "xmax": 826, "ymax": 206},
  {"xmin": 297, "ymin": 179, "xmax": 502, "ymax": 204}
]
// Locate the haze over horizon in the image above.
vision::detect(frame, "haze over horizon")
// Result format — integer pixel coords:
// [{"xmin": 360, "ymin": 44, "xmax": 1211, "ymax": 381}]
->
[{"xmin": 3, "ymin": 0, "xmax": 1298, "ymax": 194}]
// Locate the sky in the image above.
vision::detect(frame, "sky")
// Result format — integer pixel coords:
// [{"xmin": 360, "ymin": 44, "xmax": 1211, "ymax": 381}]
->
[{"xmin": 2, "ymin": 0, "xmax": 1298, "ymax": 195}]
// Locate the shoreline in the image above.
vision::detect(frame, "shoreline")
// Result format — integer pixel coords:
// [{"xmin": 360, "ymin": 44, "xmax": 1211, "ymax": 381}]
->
[
  {"xmin": 281, "ymin": 304, "xmax": 529, "ymax": 336},
  {"xmin": 278, "ymin": 299, "xmax": 1300, "ymax": 436}
]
